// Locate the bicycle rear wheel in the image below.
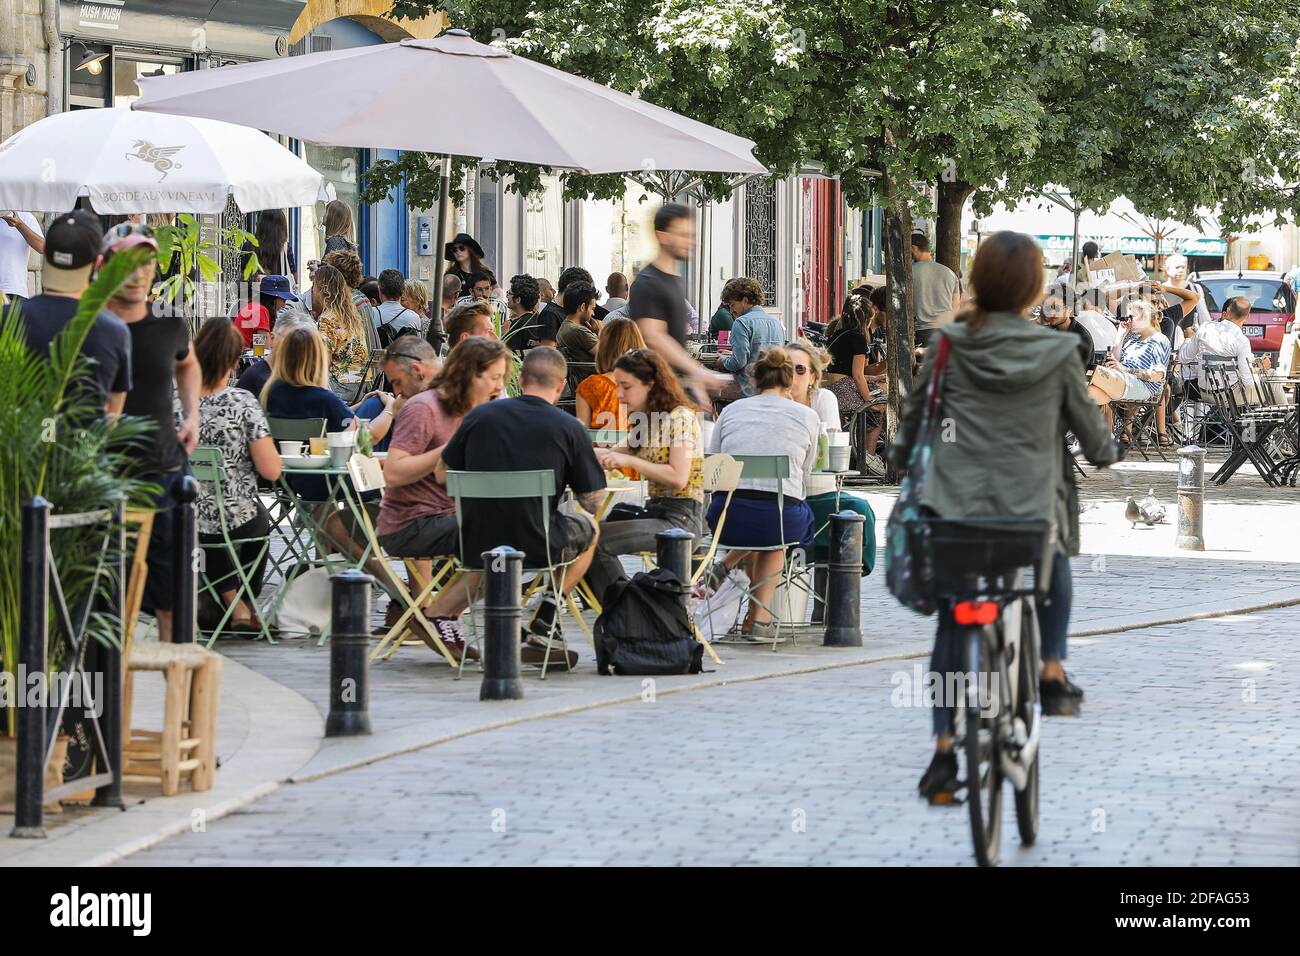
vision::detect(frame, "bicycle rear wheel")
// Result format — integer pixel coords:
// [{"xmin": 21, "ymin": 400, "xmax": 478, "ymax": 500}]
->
[
  {"xmin": 1014, "ymin": 598, "xmax": 1041, "ymax": 846},
  {"xmin": 960, "ymin": 626, "xmax": 1002, "ymax": 867}
]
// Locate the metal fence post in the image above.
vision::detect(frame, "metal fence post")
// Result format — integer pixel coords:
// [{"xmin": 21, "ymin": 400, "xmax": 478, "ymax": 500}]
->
[
  {"xmin": 93, "ymin": 499, "xmax": 126, "ymax": 808},
  {"xmin": 823, "ymin": 511, "xmax": 865, "ymax": 647},
  {"xmin": 1177, "ymin": 445, "xmax": 1206, "ymax": 551},
  {"xmin": 12, "ymin": 498, "xmax": 50, "ymax": 838},
  {"xmin": 171, "ymin": 475, "xmax": 198, "ymax": 643},
  {"xmin": 325, "ymin": 570, "xmax": 372, "ymax": 736},
  {"xmin": 481, "ymin": 547, "xmax": 524, "ymax": 701}
]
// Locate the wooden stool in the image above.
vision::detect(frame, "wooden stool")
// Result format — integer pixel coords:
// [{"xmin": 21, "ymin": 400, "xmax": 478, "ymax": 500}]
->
[{"xmin": 122, "ymin": 643, "xmax": 222, "ymax": 796}]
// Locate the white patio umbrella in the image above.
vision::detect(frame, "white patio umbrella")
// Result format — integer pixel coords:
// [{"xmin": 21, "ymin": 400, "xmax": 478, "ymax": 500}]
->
[
  {"xmin": 0, "ymin": 107, "xmax": 334, "ymax": 214},
  {"xmin": 132, "ymin": 29, "xmax": 767, "ymax": 344},
  {"xmin": 130, "ymin": 31, "xmax": 766, "ymax": 177}
]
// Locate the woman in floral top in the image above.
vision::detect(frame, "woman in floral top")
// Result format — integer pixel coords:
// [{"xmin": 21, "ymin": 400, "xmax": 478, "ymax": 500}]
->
[
  {"xmin": 194, "ymin": 318, "xmax": 283, "ymax": 632},
  {"xmin": 311, "ymin": 263, "xmax": 370, "ymax": 398},
  {"xmin": 584, "ymin": 348, "xmax": 704, "ymax": 604}
]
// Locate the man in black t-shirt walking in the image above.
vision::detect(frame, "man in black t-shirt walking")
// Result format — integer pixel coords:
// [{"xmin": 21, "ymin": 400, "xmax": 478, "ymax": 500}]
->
[
  {"xmin": 628, "ymin": 203, "xmax": 730, "ymax": 402},
  {"xmin": 103, "ymin": 223, "xmax": 200, "ymax": 642}
]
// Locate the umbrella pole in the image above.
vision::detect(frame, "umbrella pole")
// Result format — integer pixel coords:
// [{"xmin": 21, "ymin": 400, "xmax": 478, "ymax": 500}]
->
[{"xmin": 427, "ymin": 154, "xmax": 452, "ymax": 350}]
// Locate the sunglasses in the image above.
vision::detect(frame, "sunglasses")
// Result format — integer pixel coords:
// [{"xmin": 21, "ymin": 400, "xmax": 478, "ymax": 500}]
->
[
  {"xmin": 453, "ymin": 244, "xmax": 468, "ymax": 252},
  {"xmin": 793, "ymin": 364, "xmax": 810, "ymax": 375}
]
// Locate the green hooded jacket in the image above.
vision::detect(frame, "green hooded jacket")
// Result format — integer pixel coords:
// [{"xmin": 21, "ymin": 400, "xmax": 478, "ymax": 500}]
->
[{"xmin": 892, "ymin": 311, "xmax": 1118, "ymax": 556}]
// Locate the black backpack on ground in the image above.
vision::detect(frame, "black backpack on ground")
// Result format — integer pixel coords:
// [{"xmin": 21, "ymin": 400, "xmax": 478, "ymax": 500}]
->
[{"xmin": 593, "ymin": 567, "xmax": 704, "ymax": 676}]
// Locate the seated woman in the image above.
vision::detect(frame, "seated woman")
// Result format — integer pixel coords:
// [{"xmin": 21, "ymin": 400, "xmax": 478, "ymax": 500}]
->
[
  {"xmin": 311, "ymin": 263, "xmax": 371, "ymax": 398},
  {"xmin": 824, "ymin": 289, "xmax": 887, "ymax": 474},
  {"xmin": 1086, "ymin": 299, "xmax": 1171, "ymax": 440},
  {"xmin": 575, "ymin": 316, "xmax": 645, "ymax": 431},
  {"xmin": 585, "ymin": 348, "xmax": 705, "ymax": 605},
  {"xmin": 261, "ymin": 324, "xmax": 396, "ymax": 584},
  {"xmin": 194, "ymin": 317, "xmax": 283, "ymax": 632},
  {"xmin": 703, "ymin": 346, "xmax": 820, "ymax": 642}
]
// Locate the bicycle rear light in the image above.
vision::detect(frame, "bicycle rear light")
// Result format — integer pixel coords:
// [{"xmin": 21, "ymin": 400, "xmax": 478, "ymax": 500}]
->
[{"xmin": 953, "ymin": 601, "xmax": 999, "ymax": 625}]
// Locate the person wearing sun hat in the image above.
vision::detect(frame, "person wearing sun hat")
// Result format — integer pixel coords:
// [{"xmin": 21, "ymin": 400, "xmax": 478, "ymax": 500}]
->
[
  {"xmin": 0, "ymin": 209, "xmax": 132, "ymax": 415},
  {"xmin": 233, "ymin": 273, "xmax": 299, "ymax": 349},
  {"xmin": 444, "ymin": 232, "xmax": 491, "ymax": 292},
  {"xmin": 101, "ymin": 220, "xmax": 202, "ymax": 643}
]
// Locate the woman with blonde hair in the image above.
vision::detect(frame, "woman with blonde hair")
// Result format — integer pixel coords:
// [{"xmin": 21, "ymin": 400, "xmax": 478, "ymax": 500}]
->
[
  {"xmin": 310, "ymin": 263, "xmax": 371, "ymax": 398},
  {"xmin": 323, "ymin": 199, "xmax": 357, "ymax": 255},
  {"xmin": 575, "ymin": 316, "xmax": 646, "ymax": 430},
  {"xmin": 262, "ymin": 324, "xmax": 356, "ymax": 501},
  {"xmin": 786, "ymin": 337, "xmax": 840, "ymax": 432}
]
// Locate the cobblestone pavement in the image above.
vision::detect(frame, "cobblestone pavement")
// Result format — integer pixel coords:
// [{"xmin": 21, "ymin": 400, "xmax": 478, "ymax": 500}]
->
[{"xmin": 119, "ymin": 603, "xmax": 1300, "ymax": 866}]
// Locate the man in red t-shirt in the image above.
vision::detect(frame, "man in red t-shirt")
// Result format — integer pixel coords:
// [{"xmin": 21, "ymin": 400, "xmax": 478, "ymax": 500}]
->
[{"xmin": 378, "ymin": 336, "xmax": 509, "ymax": 658}]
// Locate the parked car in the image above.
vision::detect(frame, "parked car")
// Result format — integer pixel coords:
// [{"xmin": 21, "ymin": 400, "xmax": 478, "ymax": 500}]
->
[{"xmin": 1192, "ymin": 270, "xmax": 1296, "ymax": 354}]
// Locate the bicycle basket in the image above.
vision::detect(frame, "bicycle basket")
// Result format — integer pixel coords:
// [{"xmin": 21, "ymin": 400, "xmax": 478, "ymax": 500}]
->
[{"xmin": 907, "ymin": 517, "xmax": 1055, "ymax": 595}]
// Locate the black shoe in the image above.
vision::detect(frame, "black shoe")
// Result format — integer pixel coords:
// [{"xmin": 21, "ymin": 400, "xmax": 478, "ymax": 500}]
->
[
  {"xmin": 1040, "ymin": 675, "xmax": 1084, "ymax": 716},
  {"xmin": 918, "ymin": 750, "xmax": 959, "ymax": 805}
]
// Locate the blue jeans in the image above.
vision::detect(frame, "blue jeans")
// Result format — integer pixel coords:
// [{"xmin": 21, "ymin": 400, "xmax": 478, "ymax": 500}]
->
[{"xmin": 929, "ymin": 551, "xmax": 1071, "ymax": 735}]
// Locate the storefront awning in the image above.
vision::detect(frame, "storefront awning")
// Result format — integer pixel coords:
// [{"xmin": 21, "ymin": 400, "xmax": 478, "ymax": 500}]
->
[
  {"xmin": 60, "ymin": 0, "xmax": 304, "ymax": 59},
  {"xmin": 1033, "ymin": 235, "xmax": 1228, "ymax": 256}
]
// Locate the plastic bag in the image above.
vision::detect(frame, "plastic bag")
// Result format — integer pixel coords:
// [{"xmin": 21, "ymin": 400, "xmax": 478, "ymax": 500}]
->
[
  {"xmin": 693, "ymin": 568, "xmax": 748, "ymax": 641},
  {"xmin": 272, "ymin": 566, "xmax": 333, "ymax": 636}
]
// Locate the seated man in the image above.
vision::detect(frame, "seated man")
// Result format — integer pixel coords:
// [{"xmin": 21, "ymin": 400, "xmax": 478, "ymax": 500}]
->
[
  {"xmin": 443, "ymin": 299, "xmax": 497, "ymax": 350},
  {"xmin": 1179, "ymin": 295, "xmax": 1259, "ymax": 405},
  {"xmin": 719, "ymin": 276, "xmax": 784, "ymax": 397},
  {"xmin": 377, "ymin": 337, "xmax": 508, "ymax": 658},
  {"xmin": 425, "ymin": 348, "xmax": 606, "ymax": 669}
]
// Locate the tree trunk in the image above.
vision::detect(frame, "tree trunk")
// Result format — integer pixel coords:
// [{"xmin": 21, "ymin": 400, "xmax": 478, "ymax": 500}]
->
[
  {"xmin": 935, "ymin": 177, "xmax": 974, "ymax": 276},
  {"xmin": 881, "ymin": 171, "xmax": 915, "ymax": 484}
]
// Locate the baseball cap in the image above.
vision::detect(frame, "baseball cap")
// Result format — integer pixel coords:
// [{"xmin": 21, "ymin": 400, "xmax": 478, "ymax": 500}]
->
[
  {"xmin": 101, "ymin": 221, "xmax": 160, "ymax": 259},
  {"xmin": 42, "ymin": 210, "xmax": 103, "ymax": 293}
]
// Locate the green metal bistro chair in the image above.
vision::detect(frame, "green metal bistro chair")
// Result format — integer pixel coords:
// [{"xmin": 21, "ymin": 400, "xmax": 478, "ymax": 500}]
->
[
  {"xmin": 189, "ymin": 446, "xmax": 275, "ymax": 645},
  {"xmin": 712, "ymin": 454, "xmax": 801, "ymax": 650},
  {"xmin": 445, "ymin": 469, "xmax": 595, "ymax": 678},
  {"xmin": 264, "ymin": 417, "xmax": 328, "ymax": 583},
  {"xmin": 267, "ymin": 416, "xmax": 327, "ymax": 443},
  {"xmin": 344, "ymin": 453, "xmax": 461, "ymax": 668}
]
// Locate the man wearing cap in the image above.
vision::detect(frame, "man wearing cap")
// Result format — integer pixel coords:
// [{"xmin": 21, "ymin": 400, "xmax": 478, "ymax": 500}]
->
[
  {"xmin": 0, "ymin": 209, "xmax": 131, "ymax": 414},
  {"xmin": 103, "ymin": 222, "xmax": 201, "ymax": 642}
]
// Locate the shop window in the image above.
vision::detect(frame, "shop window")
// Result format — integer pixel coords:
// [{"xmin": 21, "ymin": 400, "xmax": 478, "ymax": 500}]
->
[
  {"xmin": 113, "ymin": 58, "xmax": 181, "ymax": 108},
  {"xmin": 302, "ymin": 144, "xmax": 365, "ymax": 267}
]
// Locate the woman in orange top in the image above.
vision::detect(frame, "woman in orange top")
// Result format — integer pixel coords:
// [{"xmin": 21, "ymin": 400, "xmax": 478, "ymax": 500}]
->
[
  {"xmin": 576, "ymin": 316, "xmax": 645, "ymax": 431},
  {"xmin": 578, "ymin": 316, "xmax": 645, "ymax": 480}
]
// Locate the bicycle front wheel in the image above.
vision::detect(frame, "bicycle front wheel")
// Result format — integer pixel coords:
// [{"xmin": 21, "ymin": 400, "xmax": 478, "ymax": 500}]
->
[{"xmin": 961, "ymin": 626, "xmax": 1002, "ymax": 867}]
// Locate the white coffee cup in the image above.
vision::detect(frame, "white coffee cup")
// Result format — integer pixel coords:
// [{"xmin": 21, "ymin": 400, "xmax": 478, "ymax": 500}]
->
[{"xmin": 279, "ymin": 440, "xmax": 304, "ymax": 457}]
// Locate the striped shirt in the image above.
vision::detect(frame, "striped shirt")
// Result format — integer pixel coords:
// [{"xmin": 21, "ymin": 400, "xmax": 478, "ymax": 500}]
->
[{"xmin": 1118, "ymin": 332, "xmax": 1171, "ymax": 397}]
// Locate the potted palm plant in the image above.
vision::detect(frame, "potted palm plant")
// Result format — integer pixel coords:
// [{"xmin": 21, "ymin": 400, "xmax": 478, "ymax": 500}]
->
[{"xmin": 0, "ymin": 249, "xmax": 156, "ymax": 806}]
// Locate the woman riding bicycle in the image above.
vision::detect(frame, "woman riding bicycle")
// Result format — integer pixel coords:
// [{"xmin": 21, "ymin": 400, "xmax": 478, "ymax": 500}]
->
[{"xmin": 891, "ymin": 231, "xmax": 1119, "ymax": 803}]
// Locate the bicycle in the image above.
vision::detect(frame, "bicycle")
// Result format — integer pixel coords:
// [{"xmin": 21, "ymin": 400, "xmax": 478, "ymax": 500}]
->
[{"xmin": 915, "ymin": 516, "xmax": 1054, "ymax": 867}]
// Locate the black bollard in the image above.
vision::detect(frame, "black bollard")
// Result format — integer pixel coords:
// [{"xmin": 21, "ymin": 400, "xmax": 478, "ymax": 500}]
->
[
  {"xmin": 480, "ymin": 547, "xmax": 524, "ymax": 701},
  {"xmin": 170, "ymin": 475, "xmax": 198, "ymax": 644},
  {"xmin": 823, "ymin": 511, "xmax": 865, "ymax": 647},
  {"xmin": 655, "ymin": 527, "xmax": 694, "ymax": 586},
  {"xmin": 325, "ymin": 570, "xmax": 372, "ymax": 736},
  {"xmin": 93, "ymin": 500, "xmax": 126, "ymax": 809},
  {"xmin": 12, "ymin": 498, "xmax": 50, "ymax": 838}
]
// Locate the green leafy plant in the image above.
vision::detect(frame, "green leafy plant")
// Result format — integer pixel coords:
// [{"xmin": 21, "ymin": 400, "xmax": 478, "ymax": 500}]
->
[
  {"xmin": 0, "ymin": 249, "xmax": 158, "ymax": 736},
  {"xmin": 153, "ymin": 214, "xmax": 260, "ymax": 329}
]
